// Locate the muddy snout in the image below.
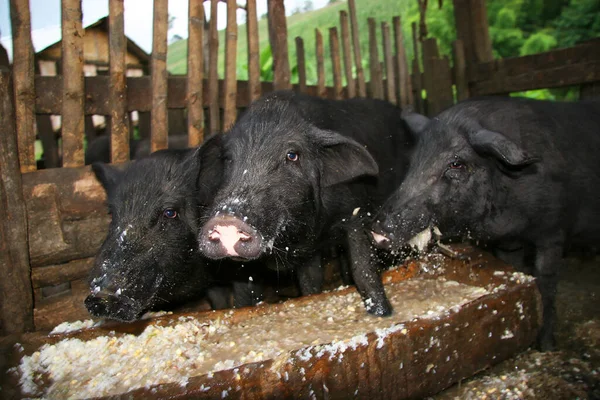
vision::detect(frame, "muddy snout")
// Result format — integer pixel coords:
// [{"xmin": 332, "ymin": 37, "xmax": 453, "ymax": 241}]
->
[
  {"xmin": 84, "ymin": 290, "xmax": 140, "ymax": 321},
  {"xmin": 370, "ymin": 218, "xmax": 397, "ymax": 249},
  {"xmin": 200, "ymin": 215, "xmax": 263, "ymax": 260}
]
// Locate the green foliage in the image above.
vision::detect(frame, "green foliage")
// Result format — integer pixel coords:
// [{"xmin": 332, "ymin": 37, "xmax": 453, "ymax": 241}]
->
[
  {"xmin": 520, "ymin": 30, "xmax": 557, "ymax": 55},
  {"xmin": 553, "ymin": 0, "xmax": 600, "ymax": 47}
]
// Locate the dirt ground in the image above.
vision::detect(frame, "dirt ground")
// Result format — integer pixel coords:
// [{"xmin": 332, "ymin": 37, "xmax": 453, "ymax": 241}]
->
[{"xmin": 432, "ymin": 255, "xmax": 600, "ymax": 400}]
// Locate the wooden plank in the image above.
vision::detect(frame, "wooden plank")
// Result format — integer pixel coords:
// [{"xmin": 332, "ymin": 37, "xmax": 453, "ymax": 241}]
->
[
  {"xmin": 368, "ymin": 18, "xmax": 383, "ymax": 100},
  {"xmin": 33, "ymin": 278, "xmax": 90, "ymax": 331},
  {"xmin": 208, "ymin": 0, "xmax": 220, "ymax": 133},
  {"xmin": 61, "ymin": 0, "xmax": 85, "ymax": 168},
  {"xmin": 22, "ymin": 166, "xmax": 111, "ymax": 268},
  {"xmin": 9, "ymin": 0, "xmax": 36, "ymax": 172},
  {"xmin": 267, "ymin": 0, "xmax": 291, "ymax": 90},
  {"xmin": 246, "ymin": 0, "xmax": 261, "ymax": 103},
  {"xmin": 31, "ymin": 257, "xmax": 94, "ymax": 289},
  {"xmin": 422, "ymin": 38, "xmax": 453, "ymax": 116},
  {"xmin": 150, "ymin": 0, "xmax": 169, "ymax": 152},
  {"xmin": 315, "ymin": 28, "xmax": 326, "ymax": 98},
  {"xmin": 393, "ymin": 16, "xmax": 412, "ymax": 107},
  {"xmin": 0, "ymin": 69, "xmax": 34, "ymax": 335},
  {"xmin": 348, "ymin": 0, "xmax": 366, "ymax": 97},
  {"xmin": 469, "ymin": 0, "xmax": 493, "ymax": 64},
  {"xmin": 295, "ymin": 37, "xmax": 307, "ymax": 93},
  {"xmin": 187, "ymin": 0, "xmax": 205, "ymax": 147},
  {"xmin": 411, "ymin": 22, "xmax": 424, "ymax": 113},
  {"xmin": 223, "ymin": 0, "xmax": 238, "ymax": 130},
  {"xmin": 339, "ymin": 10, "xmax": 355, "ymax": 98},
  {"xmin": 329, "ymin": 27, "xmax": 343, "ymax": 100},
  {"xmin": 452, "ymin": 39, "xmax": 469, "ymax": 101},
  {"xmin": 109, "ymin": 0, "xmax": 130, "ymax": 163},
  {"xmin": 381, "ymin": 22, "xmax": 396, "ymax": 105}
]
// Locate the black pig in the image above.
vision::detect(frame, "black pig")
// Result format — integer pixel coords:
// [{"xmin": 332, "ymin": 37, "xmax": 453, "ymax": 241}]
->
[
  {"xmin": 197, "ymin": 90, "xmax": 414, "ymax": 316},
  {"xmin": 86, "ymin": 147, "xmax": 228, "ymax": 321},
  {"xmin": 371, "ymin": 97, "xmax": 600, "ymax": 349}
]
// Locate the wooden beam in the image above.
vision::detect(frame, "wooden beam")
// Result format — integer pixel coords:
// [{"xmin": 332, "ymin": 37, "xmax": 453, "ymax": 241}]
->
[
  {"xmin": 246, "ymin": 0, "xmax": 261, "ymax": 103},
  {"xmin": 208, "ymin": 0, "xmax": 220, "ymax": 133},
  {"xmin": 267, "ymin": 0, "xmax": 291, "ymax": 90},
  {"xmin": 339, "ymin": 10, "xmax": 355, "ymax": 98},
  {"xmin": 0, "ymin": 68, "xmax": 34, "ymax": 335},
  {"xmin": 109, "ymin": 0, "xmax": 130, "ymax": 163},
  {"xmin": 381, "ymin": 22, "xmax": 397, "ymax": 105},
  {"xmin": 9, "ymin": 0, "xmax": 36, "ymax": 172},
  {"xmin": 368, "ymin": 18, "xmax": 383, "ymax": 99},
  {"xmin": 348, "ymin": 0, "xmax": 366, "ymax": 97},
  {"xmin": 150, "ymin": 0, "xmax": 169, "ymax": 152},
  {"xmin": 315, "ymin": 29, "xmax": 326, "ymax": 98},
  {"xmin": 223, "ymin": 0, "xmax": 238, "ymax": 130},
  {"xmin": 393, "ymin": 16, "xmax": 412, "ymax": 107},
  {"xmin": 329, "ymin": 27, "xmax": 343, "ymax": 100},
  {"xmin": 295, "ymin": 37, "xmax": 307, "ymax": 93},
  {"xmin": 61, "ymin": 0, "xmax": 85, "ymax": 167},
  {"xmin": 411, "ymin": 22, "xmax": 424, "ymax": 113},
  {"xmin": 187, "ymin": 0, "xmax": 205, "ymax": 146},
  {"xmin": 452, "ymin": 39, "xmax": 469, "ymax": 101}
]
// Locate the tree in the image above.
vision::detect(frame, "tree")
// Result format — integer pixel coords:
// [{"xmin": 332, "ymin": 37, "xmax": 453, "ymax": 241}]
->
[{"xmin": 303, "ymin": 1, "xmax": 314, "ymax": 12}]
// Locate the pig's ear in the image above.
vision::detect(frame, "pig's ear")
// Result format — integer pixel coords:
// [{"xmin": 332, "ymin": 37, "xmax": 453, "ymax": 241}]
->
[
  {"xmin": 190, "ymin": 133, "xmax": 225, "ymax": 198},
  {"xmin": 468, "ymin": 129, "xmax": 540, "ymax": 168},
  {"xmin": 91, "ymin": 162, "xmax": 123, "ymax": 194},
  {"xmin": 312, "ymin": 129, "xmax": 379, "ymax": 187},
  {"xmin": 402, "ymin": 108, "xmax": 430, "ymax": 135}
]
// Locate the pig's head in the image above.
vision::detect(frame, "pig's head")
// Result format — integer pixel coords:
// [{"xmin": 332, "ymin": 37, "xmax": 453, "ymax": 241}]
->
[
  {"xmin": 198, "ymin": 95, "xmax": 378, "ymax": 268},
  {"xmin": 85, "ymin": 148, "xmax": 221, "ymax": 321},
  {"xmin": 371, "ymin": 108, "xmax": 539, "ymax": 252}
]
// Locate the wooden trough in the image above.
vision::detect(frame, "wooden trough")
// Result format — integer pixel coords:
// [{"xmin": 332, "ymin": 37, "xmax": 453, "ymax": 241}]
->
[{"xmin": 1, "ymin": 245, "xmax": 541, "ymax": 399}]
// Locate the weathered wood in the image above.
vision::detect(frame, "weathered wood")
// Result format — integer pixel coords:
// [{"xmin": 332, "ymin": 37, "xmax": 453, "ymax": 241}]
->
[
  {"xmin": 109, "ymin": 0, "xmax": 130, "ymax": 163},
  {"xmin": 339, "ymin": 10, "xmax": 355, "ymax": 98},
  {"xmin": 393, "ymin": 16, "xmax": 413, "ymax": 107},
  {"xmin": 452, "ymin": 0, "xmax": 493, "ymax": 72},
  {"xmin": 0, "ymin": 69, "xmax": 34, "ymax": 335},
  {"xmin": 34, "ymin": 76, "xmax": 360, "ymax": 114},
  {"xmin": 223, "ymin": 0, "xmax": 238, "ymax": 130},
  {"xmin": 33, "ymin": 278, "xmax": 90, "ymax": 331},
  {"xmin": 295, "ymin": 37, "xmax": 307, "ymax": 93},
  {"xmin": 208, "ymin": 0, "xmax": 220, "ymax": 133},
  {"xmin": 10, "ymin": 0, "xmax": 36, "ymax": 172},
  {"xmin": 246, "ymin": 0, "xmax": 261, "ymax": 103},
  {"xmin": 452, "ymin": 39, "xmax": 469, "ymax": 101},
  {"xmin": 381, "ymin": 22, "xmax": 396, "ymax": 105},
  {"xmin": 187, "ymin": 0, "xmax": 205, "ymax": 146},
  {"xmin": 422, "ymin": 39, "xmax": 453, "ymax": 116},
  {"xmin": 36, "ymin": 115, "xmax": 60, "ymax": 169},
  {"xmin": 2, "ymin": 246, "xmax": 542, "ymax": 398},
  {"xmin": 22, "ymin": 166, "xmax": 111, "ymax": 268},
  {"xmin": 411, "ymin": 22, "xmax": 424, "ymax": 113},
  {"xmin": 31, "ymin": 257, "xmax": 94, "ymax": 289},
  {"xmin": 329, "ymin": 27, "xmax": 343, "ymax": 100},
  {"xmin": 150, "ymin": 0, "xmax": 169, "ymax": 152},
  {"xmin": 61, "ymin": 0, "xmax": 85, "ymax": 168},
  {"xmin": 267, "ymin": 0, "xmax": 291, "ymax": 90},
  {"xmin": 368, "ymin": 18, "xmax": 383, "ymax": 100},
  {"xmin": 348, "ymin": 0, "xmax": 366, "ymax": 97},
  {"xmin": 315, "ymin": 28, "xmax": 326, "ymax": 98}
]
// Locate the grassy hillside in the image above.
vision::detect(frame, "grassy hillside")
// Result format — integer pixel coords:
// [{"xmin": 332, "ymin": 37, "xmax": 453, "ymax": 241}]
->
[{"xmin": 166, "ymin": 0, "xmax": 454, "ymax": 86}]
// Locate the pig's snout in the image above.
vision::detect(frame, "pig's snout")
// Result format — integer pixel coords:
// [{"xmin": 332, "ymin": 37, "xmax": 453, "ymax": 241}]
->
[
  {"xmin": 370, "ymin": 218, "xmax": 397, "ymax": 249},
  {"xmin": 84, "ymin": 290, "xmax": 139, "ymax": 321},
  {"xmin": 200, "ymin": 216, "xmax": 263, "ymax": 260}
]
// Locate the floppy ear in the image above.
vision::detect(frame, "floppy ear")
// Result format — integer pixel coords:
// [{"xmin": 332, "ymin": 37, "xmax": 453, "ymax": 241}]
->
[
  {"xmin": 401, "ymin": 108, "xmax": 431, "ymax": 135},
  {"xmin": 91, "ymin": 162, "xmax": 123, "ymax": 196},
  {"xmin": 468, "ymin": 129, "xmax": 540, "ymax": 168},
  {"xmin": 189, "ymin": 133, "xmax": 225, "ymax": 202},
  {"xmin": 310, "ymin": 129, "xmax": 378, "ymax": 187}
]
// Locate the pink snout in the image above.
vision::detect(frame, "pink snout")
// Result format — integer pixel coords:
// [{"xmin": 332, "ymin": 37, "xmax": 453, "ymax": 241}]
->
[{"xmin": 200, "ymin": 216, "xmax": 262, "ymax": 260}]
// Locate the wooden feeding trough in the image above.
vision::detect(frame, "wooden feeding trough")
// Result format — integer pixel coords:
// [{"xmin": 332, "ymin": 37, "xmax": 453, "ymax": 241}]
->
[{"xmin": 1, "ymin": 245, "xmax": 541, "ymax": 399}]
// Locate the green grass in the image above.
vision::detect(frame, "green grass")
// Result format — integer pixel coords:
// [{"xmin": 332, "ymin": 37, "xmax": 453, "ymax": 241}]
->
[{"xmin": 166, "ymin": 0, "xmax": 437, "ymax": 86}]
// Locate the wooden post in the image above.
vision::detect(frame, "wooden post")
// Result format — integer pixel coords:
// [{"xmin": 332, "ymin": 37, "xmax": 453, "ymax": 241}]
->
[
  {"xmin": 348, "ymin": 0, "xmax": 366, "ymax": 97},
  {"xmin": 223, "ymin": 0, "xmax": 238, "ymax": 130},
  {"xmin": 208, "ymin": 0, "xmax": 220, "ymax": 133},
  {"xmin": 452, "ymin": 39, "xmax": 469, "ymax": 101},
  {"xmin": 61, "ymin": 0, "xmax": 85, "ymax": 167},
  {"xmin": 0, "ymin": 68, "xmax": 34, "ymax": 335},
  {"xmin": 187, "ymin": 0, "xmax": 205, "ymax": 146},
  {"xmin": 422, "ymin": 38, "xmax": 453, "ymax": 116},
  {"xmin": 339, "ymin": 11, "xmax": 355, "ymax": 98},
  {"xmin": 329, "ymin": 27, "xmax": 343, "ymax": 100},
  {"xmin": 452, "ymin": 0, "xmax": 493, "ymax": 74},
  {"xmin": 381, "ymin": 22, "xmax": 397, "ymax": 105},
  {"xmin": 295, "ymin": 37, "xmax": 307, "ymax": 93},
  {"xmin": 150, "ymin": 0, "xmax": 169, "ymax": 152},
  {"xmin": 315, "ymin": 29, "xmax": 326, "ymax": 98},
  {"xmin": 411, "ymin": 22, "xmax": 424, "ymax": 113},
  {"xmin": 267, "ymin": 0, "xmax": 291, "ymax": 90},
  {"xmin": 246, "ymin": 0, "xmax": 261, "ymax": 103},
  {"xmin": 9, "ymin": 0, "xmax": 36, "ymax": 172},
  {"xmin": 393, "ymin": 16, "xmax": 413, "ymax": 107},
  {"xmin": 109, "ymin": 0, "xmax": 130, "ymax": 163},
  {"xmin": 368, "ymin": 18, "xmax": 383, "ymax": 99}
]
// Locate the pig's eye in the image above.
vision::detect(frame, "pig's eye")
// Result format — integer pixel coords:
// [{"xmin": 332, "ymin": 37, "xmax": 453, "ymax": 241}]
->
[
  {"xmin": 163, "ymin": 208, "xmax": 178, "ymax": 219},
  {"xmin": 286, "ymin": 151, "xmax": 299, "ymax": 162},
  {"xmin": 448, "ymin": 160, "xmax": 465, "ymax": 170}
]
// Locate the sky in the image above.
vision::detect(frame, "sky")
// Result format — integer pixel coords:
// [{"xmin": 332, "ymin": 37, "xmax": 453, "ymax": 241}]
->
[{"xmin": 0, "ymin": 0, "xmax": 330, "ymax": 61}]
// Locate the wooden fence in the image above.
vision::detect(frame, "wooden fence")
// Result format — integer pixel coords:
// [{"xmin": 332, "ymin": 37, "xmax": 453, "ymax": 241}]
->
[{"xmin": 1, "ymin": 0, "xmax": 599, "ymax": 335}]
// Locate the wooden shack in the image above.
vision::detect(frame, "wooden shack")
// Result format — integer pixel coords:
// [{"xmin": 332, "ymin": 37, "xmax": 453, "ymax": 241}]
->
[{"xmin": 1, "ymin": 0, "xmax": 599, "ymax": 342}]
